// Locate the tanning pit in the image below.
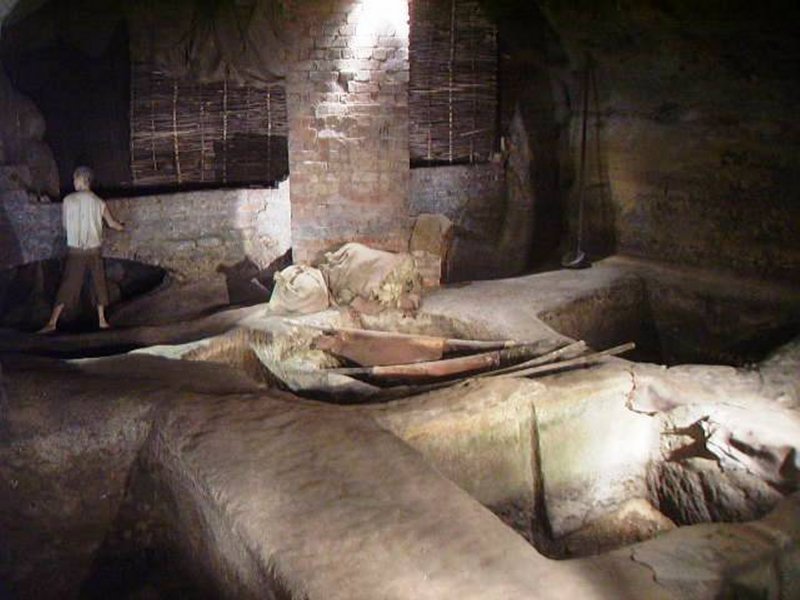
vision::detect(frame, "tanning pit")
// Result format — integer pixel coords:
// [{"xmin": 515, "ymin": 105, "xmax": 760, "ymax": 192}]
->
[{"xmin": 1, "ymin": 257, "xmax": 798, "ymax": 599}]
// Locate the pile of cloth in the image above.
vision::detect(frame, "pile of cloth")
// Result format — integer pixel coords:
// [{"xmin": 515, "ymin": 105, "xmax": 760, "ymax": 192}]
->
[{"xmin": 266, "ymin": 243, "xmax": 422, "ymax": 316}]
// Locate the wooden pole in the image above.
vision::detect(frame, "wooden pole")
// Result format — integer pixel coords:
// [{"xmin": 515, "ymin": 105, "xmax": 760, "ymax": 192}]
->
[
  {"xmin": 477, "ymin": 340, "xmax": 587, "ymax": 378},
  {"xmin": 326, "ymin": 349, "xmax": 501, "ymax": 379},
  {"xmin": 286, "ymin": 321, "xmax": 525, "ymax": 352},
  {"xmin": 490, "ymin": 342, "xmax": 636, "ymax": 379}
]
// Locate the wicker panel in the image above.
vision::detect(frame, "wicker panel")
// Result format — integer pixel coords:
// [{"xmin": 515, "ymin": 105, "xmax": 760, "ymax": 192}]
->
[
  {"xmin": 410, "ymin": 0, "xmax": 498, "ymax": 165},
  {"xmin": 130, "ymin": 63, "xmax": 288, "ymax": 187}
]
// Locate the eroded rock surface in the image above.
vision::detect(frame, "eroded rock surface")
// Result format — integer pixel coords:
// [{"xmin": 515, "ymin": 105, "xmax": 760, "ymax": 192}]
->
[{"xmin": 1, "ymin": 258, "xmax": 799, "ymax": 599}]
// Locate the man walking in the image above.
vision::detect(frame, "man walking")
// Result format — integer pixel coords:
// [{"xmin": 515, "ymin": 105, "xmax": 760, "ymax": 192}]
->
[{"xmin": 39, "ymin": 166, "xmax": 125, "ymax": 333}]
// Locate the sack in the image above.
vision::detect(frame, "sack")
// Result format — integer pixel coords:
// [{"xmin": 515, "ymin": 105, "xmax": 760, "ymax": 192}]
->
[
  {"xmin": 318, "ymin": 243, "xmax": 421, "ymax": 308},
  {"xmin": 267, "ymin": 265, "xmax": 330, "ymax": 315}
]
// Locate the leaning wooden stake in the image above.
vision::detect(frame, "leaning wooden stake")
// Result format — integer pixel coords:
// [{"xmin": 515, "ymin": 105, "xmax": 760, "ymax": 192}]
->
[
  {"xmin": 476, "ymin": 340, "xmax": 587, "ymax": 378},
  {"xmin": 322, "ymin": 340, "xmax": 626, "ymax": 382},
  {"xmin": 369, "ymin": 341, "xmax": 635, "ymax": 401},
  {"xmin": 321, "ymin": 339, "xmax": 562, "ymax": 377},
  {"xmin": 489, "ymin": 342, "xmax": 636, "ymax": 379}
]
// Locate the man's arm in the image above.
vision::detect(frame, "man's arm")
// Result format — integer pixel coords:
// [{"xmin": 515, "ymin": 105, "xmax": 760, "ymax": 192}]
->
[{"xmin": 102, "ymin": 204, "xmax": 125, "ymax": 231}]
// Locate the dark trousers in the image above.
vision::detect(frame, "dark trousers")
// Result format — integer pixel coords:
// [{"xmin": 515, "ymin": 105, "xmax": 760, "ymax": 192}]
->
[{"xmin": 55, "ymin": 247, "xmax": 110, "ymax": 307}]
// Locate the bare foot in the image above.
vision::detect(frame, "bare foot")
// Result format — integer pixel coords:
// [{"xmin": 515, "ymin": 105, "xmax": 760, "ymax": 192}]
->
[
  {"xmin": 37, "ymin": 323, "xmax": 56, "ymax": 334},
  {"xmin": 99, "ymin": 322, "xmax": 111, "ymax": 330}
]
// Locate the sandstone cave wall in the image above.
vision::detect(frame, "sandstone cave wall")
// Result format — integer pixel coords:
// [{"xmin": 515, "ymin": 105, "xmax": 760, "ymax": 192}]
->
[
  {"xmin": 0, "ymin": 65, "xmax": 59, "ymax": 198},
  {"xmin": 540, "ymin": 3, "xmax": 800, "ymax": 282}
]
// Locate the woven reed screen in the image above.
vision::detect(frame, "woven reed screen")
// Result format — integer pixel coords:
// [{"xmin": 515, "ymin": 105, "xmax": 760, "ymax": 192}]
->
[
  {"xmin": 410, "ymin": 0, "xmax": 498, "ymax": 165},
  {"xmin": 130, "ymin": 63, "xmax": 289, "ymax": 187}
]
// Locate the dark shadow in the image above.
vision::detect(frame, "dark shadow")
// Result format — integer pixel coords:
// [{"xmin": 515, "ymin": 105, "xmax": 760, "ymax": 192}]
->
[
  {"xmin": 581, "ymin": 58, "xmax": 616, "ymax": 259},
  {"xmin": 484, "ymin": 0, "xmax": 573, "ymax": 270},
  {"xmin": 96, "ymin": 177, "xmax": 287, "ymax": 200},
  {"xmin": 81, "ymin": 449, "xmax": 293, "ymax": 600},
  {"xmin": 0, "ymin": 202, "xmax": 24, "ymax": 329},
  {"xmin": 0, "ymin": 201, "xmax": 23, "ymax": 269},
  {"xmin": 79, "ymin": 457, "xmax": 209, "ymax": 600},
  {"xmin": 0, "ymin": 258, "xmax": 165, "ymax": 333},
  {"xmin": 0, "ymin": 361, "xmax": 8, "ymax": 439},
  {"xmin": 1, "ymin": 4, "xmax": 131, "ymax": 193},
  {"xmin": 216, "ymin": 249, "xmax": 292, "ymax": 306}
]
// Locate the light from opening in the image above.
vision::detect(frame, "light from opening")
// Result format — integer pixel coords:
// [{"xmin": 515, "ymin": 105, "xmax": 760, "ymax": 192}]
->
[{"xmin": 354, "ymin": 0, "xmax": 409, "ymax": 46}]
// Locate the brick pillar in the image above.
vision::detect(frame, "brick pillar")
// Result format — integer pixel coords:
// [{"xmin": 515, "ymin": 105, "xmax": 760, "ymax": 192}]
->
[{"xmin": 286, "ymin": 0, "xmax": 410, "ymax": 264}]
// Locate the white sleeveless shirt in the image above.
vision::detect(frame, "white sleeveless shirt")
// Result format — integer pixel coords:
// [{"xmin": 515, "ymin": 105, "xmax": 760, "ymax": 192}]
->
[{"xmin": 62, "ymin": 191, "xmax": 105, "ymax": 250}]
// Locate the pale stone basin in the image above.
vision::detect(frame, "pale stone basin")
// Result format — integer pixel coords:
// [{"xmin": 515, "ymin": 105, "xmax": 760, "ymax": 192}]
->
[{"xmin": 1, "ymin": 257, "xmax": 799, "ymax": 598}]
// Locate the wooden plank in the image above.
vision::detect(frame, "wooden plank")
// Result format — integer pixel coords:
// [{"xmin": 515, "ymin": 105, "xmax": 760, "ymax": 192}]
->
[{"xmin": 314, "ymin": 331, "xmax": 446, "ymax": 366}]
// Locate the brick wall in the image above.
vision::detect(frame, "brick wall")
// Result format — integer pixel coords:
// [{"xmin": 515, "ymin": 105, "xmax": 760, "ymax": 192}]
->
[
  {"xmin": 410, "ymin": 163, "xmax": 532, "ymax": 282},
  {"xmin": 0, "ymin": 185, "xmax": 291, "ymax": 281},
  {"xmin": 286, "ymin": 0, "xmax": 411, "ymax": 264}
]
